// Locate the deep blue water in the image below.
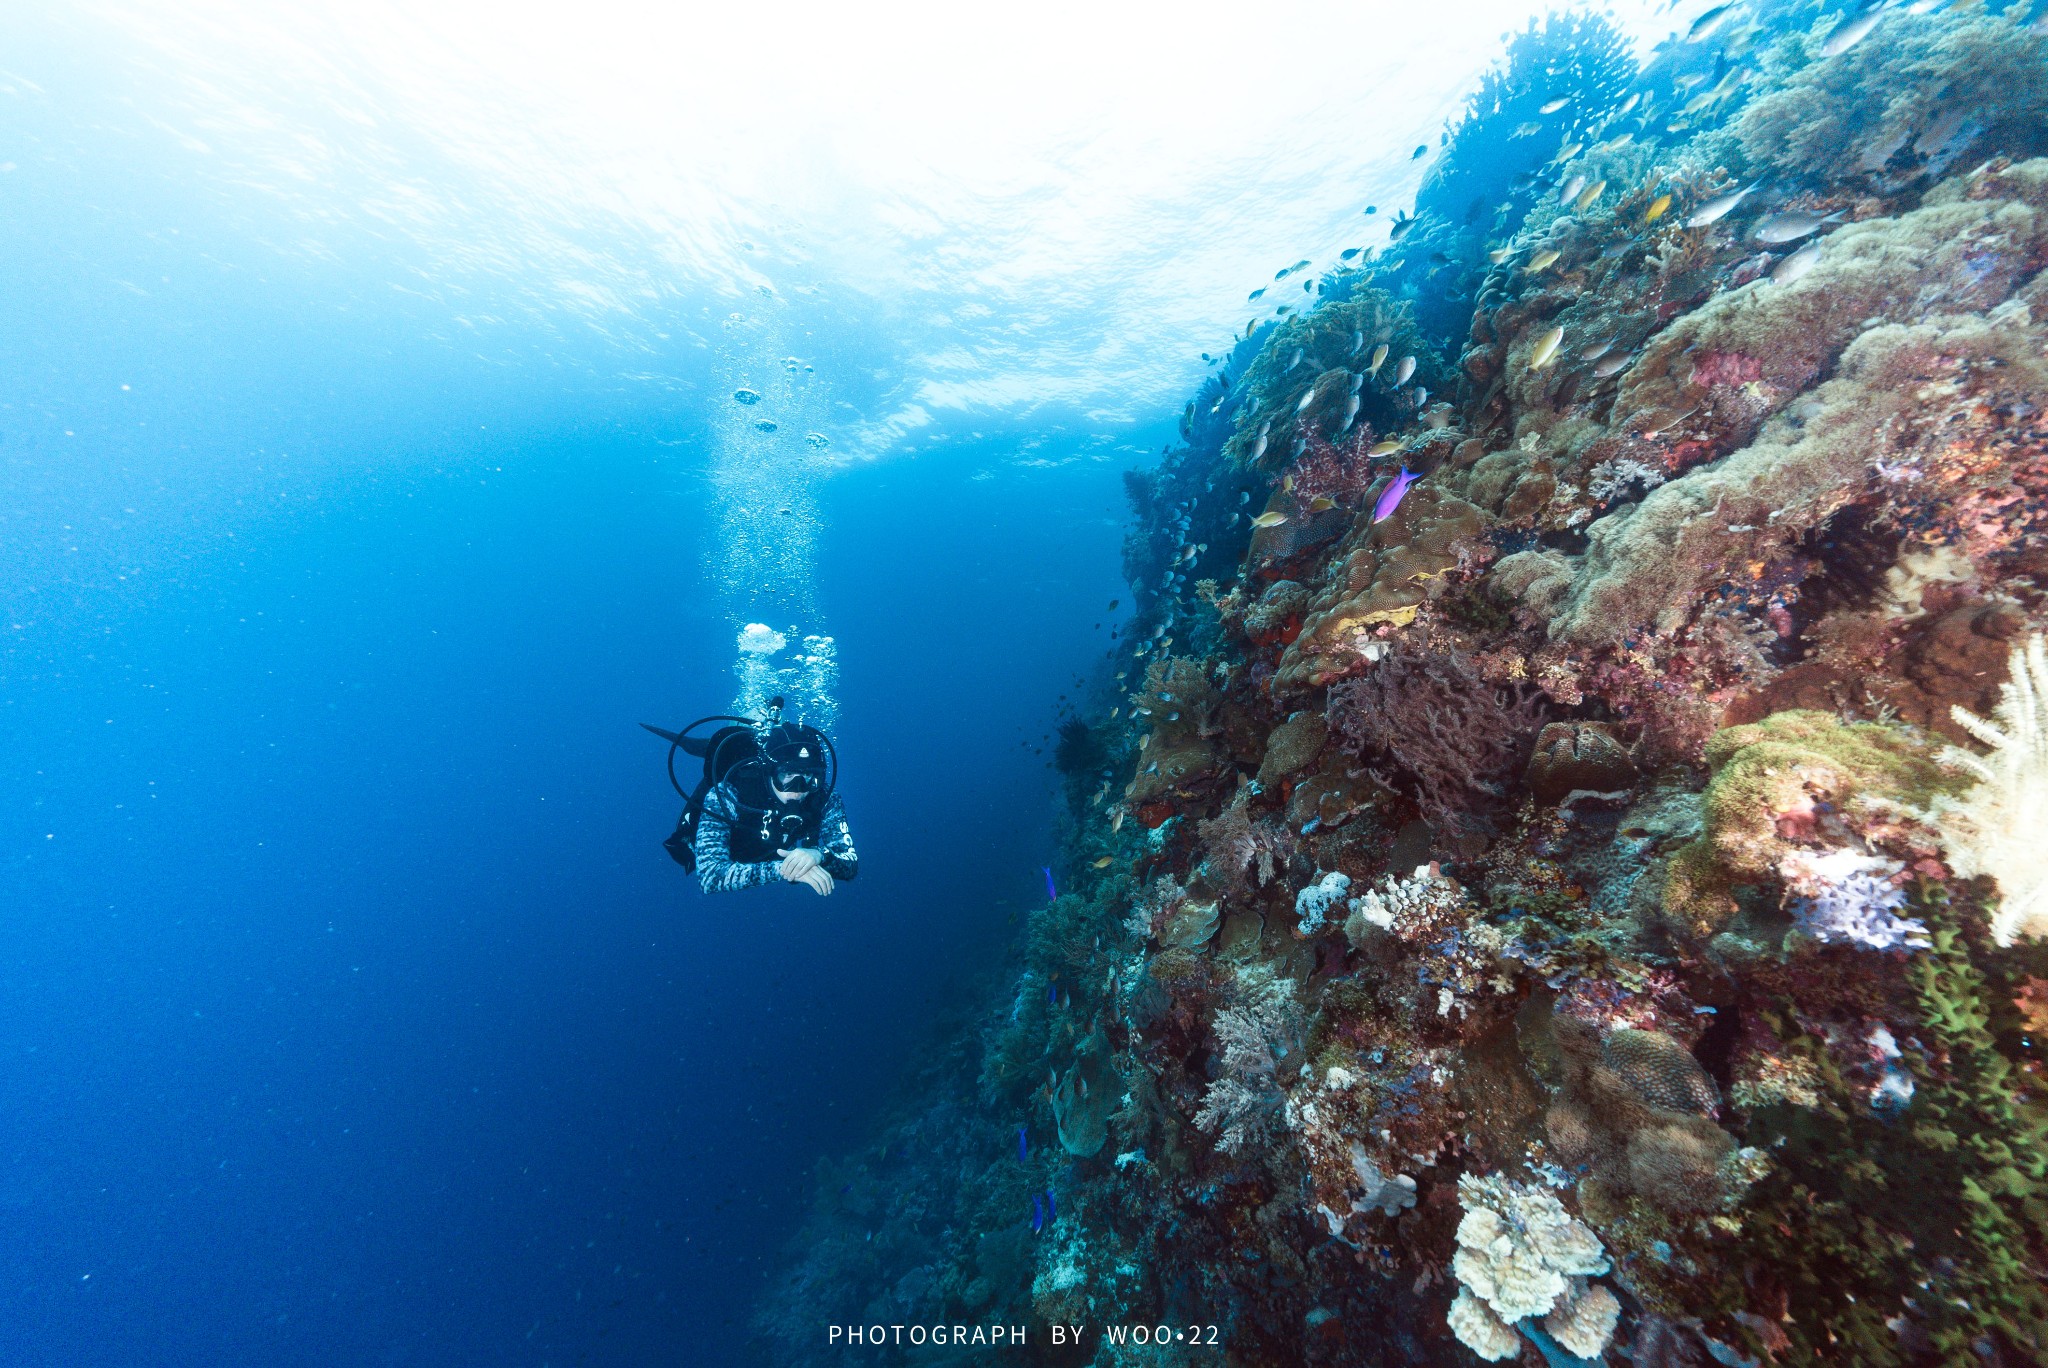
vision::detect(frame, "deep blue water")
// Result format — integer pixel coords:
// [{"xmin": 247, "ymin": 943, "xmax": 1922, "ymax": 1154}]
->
[{"xmin": 1, "ymin": 381, "xmax": 1140, "ymax": 1364}]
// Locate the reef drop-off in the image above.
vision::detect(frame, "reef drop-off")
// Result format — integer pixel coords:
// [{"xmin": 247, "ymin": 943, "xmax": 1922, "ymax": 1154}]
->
[{"xmin": 758, "ymin": 3, "xmax": 2048, "ymax": 1363}]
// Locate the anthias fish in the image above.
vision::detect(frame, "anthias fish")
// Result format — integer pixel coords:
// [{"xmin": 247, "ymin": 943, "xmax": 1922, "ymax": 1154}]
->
[{"xmin": 1372, "ymin": 468, "xmax": 1420, "ymax": 523}]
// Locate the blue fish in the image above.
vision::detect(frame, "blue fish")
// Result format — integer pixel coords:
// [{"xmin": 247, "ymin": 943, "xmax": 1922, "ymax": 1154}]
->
[
  {"xmin": 1031, "ymin": 1194, "xmax": 1044, "ymax": 1233},
  {"xmin": 1042, "ymin": 865, "xmax": 1057, "ymax": 901},
  {"xmin": 1045, "ymin": 1188, "xmax": 1056, "ymax": 1221},
  {"xmin": 1048, "ymin": 984, "xmax": 1059, "ymax": 1006},
  {"xmin": 1018, "ymin": 1126, "xmax": 1029, "ymax": 1162},
  {"xmin": 1372, "ymin": 466, "xmax": 1420, "ymax": 523}
]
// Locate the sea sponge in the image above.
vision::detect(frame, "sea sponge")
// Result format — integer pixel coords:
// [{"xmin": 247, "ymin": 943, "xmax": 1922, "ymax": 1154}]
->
[
  {"xmin": 1920, "ymin": 633, "xmax": 2048, "ymax": 944},
  {"xmin": 1662, "ymin": 710, "xmax": 1953, "ymax": 935}
]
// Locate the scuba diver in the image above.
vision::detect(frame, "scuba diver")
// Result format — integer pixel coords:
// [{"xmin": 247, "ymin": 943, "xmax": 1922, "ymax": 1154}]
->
[{"xmin": 641, "ymin": 700, "xmax": 857, "ymax": 896}]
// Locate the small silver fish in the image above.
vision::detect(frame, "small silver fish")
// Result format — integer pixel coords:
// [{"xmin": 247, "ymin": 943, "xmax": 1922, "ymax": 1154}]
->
[
  {"xmin": 1539, "ymin": 97, "xmax": 1570, "ymax": 114},
  {"xmin": 1617, "ymin": 91, "xmax": 1642, "ymax": 116},
  {"xmin": 1753, "ymin": 210, "xmax": 1840, "ymax": 243},
  {"xmin": 1819, "ymin": 9, "xmax": 1881, "ymax": 56},
  {"xmin": 1349, "ymin": 371, "xmax": 1365, "ymax": 393},
  {"xmin": 1287, "ymin": 347, "xmax": 1305, "ymax": 370},
  {"xmin": 1591, "ymin": 351, "xmax": 1632, "ymax": 378},
  {"xmin": 1687, "ymin": 3, "xmax": 1734, "ymax": 42},
  {"xmin": 1250, "ymin": 432, "xmax": 1268, "ymax": 461},
  {"xmin": 1685, "ymin": 182, "xmax": 1757, "ymax": 227},
  {"xmin": 1393, "ymin": 355, "xmax": 1416, "ymax": 386},
  {"xmin": 1339, "ymin": 393, "xmax": 1362, "ymax": 431},
  {"xmin": 1559, "ymin": 174, "xmax": 1588, "ymax": 204},
  {"xmin": 1295, "ymin": 388, "xmax": 1317, "ymax": 413},
  {"xmin": 1350, "ymin": 329, "xmax": 1365, "ymax": 355},
  {"xmin": 1771, "ymin": 239, "xmax": 1823, "ymax": 284},
  {"xmin": 1413, "ymin": 386, "xmax": 1428, "ymax": 408},
  {"xmin": 1580, "ymin": 338, "xmax": 1614, "ymax": 362}
]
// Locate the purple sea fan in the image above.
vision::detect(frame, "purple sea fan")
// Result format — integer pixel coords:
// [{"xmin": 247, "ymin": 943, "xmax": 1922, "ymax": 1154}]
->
[{"xmin": 1326, "ymin": 644, "xmax": 1545, "ymax": 836}]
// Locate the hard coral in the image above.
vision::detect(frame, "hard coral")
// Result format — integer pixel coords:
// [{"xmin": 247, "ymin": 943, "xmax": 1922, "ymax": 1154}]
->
[
  {"xmin": 1449, "ymin": 1173, "xmax": 1616, "ymax": 1362},
  {"xmin": 1275, "ymin": 485, "xmax": 1486, "ymax": 689}
]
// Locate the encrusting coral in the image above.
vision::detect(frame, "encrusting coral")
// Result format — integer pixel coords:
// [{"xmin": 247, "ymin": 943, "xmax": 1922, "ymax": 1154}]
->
[{"xmin": 758, "ymin": 6, "xmax": 2048, "ymax": 1364}]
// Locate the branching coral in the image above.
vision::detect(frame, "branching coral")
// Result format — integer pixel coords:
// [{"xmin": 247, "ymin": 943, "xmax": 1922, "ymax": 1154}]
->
[
  {"xmin": 1343, "ymin": 863, "xmax": 1470, "ymax": 947},
  {"xmin": 1198, "ymin": 787, "xmax": 1295, "ymax": 895},
  {"xmin": 1194, "ymin": 967, "xmax": 1302, "ymax": 1154},
  {"xmin": 1327, "ymin": 644, "xmax": 1545, "ymax": 835},
  {"xmin": 1920, "ymin": 633, "xmax": 2048, "ymax": 945}
]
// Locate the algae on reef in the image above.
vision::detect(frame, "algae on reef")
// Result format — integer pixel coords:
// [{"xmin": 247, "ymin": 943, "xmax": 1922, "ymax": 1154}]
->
[{"xmin": 757, "ymin": 3, "xmax": 2048, "ymax": 1364}]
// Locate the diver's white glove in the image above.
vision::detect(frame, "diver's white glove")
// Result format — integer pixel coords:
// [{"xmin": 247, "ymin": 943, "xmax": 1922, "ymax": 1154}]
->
[
  {"xmin": 777, "ymin": 847, "xmax": 823, "ymax": 881},
  {"xmin": 798, "ymin": 866, "xmax": 835, "ymax": 896}
]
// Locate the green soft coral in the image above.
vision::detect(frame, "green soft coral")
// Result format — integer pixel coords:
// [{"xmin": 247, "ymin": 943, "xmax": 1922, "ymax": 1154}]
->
[{"xmin": 1904, "ymin": 912, "xmax": 2048, "ymax": 1363}]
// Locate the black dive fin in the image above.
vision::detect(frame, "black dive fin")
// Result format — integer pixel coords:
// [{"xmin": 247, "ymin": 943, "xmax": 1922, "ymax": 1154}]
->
[{"xmin": 641, "ymin": 722, "xmax": 714, "ymax": 757}]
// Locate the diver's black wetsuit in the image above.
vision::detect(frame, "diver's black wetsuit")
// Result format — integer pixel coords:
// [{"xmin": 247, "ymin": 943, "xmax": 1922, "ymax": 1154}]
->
[{"xmin": 692, "ymin": 782, "xmax": 857, "ymax": 894}]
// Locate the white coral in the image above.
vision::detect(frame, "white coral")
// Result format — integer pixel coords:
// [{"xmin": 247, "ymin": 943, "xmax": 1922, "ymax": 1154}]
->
[
  {"xmin": 1343, "ymin": 864, "xmax": 1467, "ymax": 946},
  {"xmin": 1448, "ymin": 1286, "xmax": 1522, "ymax": 1362},
  {"xmin": 1448, "ymin": 1174, "xmax": 1614, "ymax": 1359},
  {"xmin": 1545, "ymin": 1278, "xmax": 1622, "ymax": 1358},
  {"xmin": 1923, "ymin": 633, "xmax": 2048, "ymax": 945}
]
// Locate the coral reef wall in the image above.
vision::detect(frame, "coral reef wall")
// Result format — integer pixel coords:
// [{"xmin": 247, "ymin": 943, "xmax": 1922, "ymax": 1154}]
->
[{"xmin": 759, "ymin": 4, "xmax": 2048, "ymax": 1364}]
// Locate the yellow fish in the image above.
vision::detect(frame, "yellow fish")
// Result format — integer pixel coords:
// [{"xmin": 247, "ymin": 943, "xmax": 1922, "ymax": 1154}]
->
[
  {"xmin": 1368, "ymin": 439, "xmax": 1402, "ymax": 457},
  {"xmin": 1487, "ymin": 246, "xmax": 1515, "ymax": 265},
  {"xmin": 1573, "ymin": 179, "xmax": 1607, "ymax": 211},
  {"xmin": 1557, "ymin": 141, "xmax": 1583, "ymax": 160},
  {"xmin": 1092, "ymin": 857, "xmax": 1112, "ymax": 869},
  {"xmin": 1367, "ymin": 343, "xmax": 1389, "ymax": 377},
  {"xmin": 1527, "ymin": 248, "xmax": 1561, "ymax": 272},
  {"xmin": 1282, "ymin": 473, "xmax": 1294, "ymax": 491},
  {"xmin": 1309, "ymin": 495, "xmax": 1336, "ymax": 513},
  {"xmin": 1644, "ymin": 193, "xmax": 1672, "ymax": 225},
  {"xmin": 1528, "ymin": 325, "xmax": 1566, "ymax": 370},
  {"xmin": 1250, "ymin": 510, "xmax": 1287, "ymax": 528}
]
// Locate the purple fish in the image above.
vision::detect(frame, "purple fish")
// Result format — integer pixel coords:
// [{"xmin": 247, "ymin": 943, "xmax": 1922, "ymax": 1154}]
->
[
  {"xmin": 1048, "ymin": 983, "xmax": 1059, "ymax": 1007},
  {"xmin": 1045, "ymin": 1188, "xmax": 1056, "ymax": 1221},
  {"xmin": 1372, "ymin": 466, "xmax": 1420, "ymax": 523},
  {"xmin": 1018, "ymin": 1126, "xmax": 1029, "ymax": 1162},
  {"xmin": 1031, "ymin": 1193, "xmax": 1045, "ymax": 1232},
  {"xmin": 1042, "ymin": 865, "xmax": 1057, "ymax": 901}
]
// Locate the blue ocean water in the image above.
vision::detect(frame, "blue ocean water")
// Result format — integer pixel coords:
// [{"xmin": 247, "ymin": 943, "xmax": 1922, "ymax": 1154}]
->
[{"xmin": 0, "ymin": 2, "xmax": 1688, "ymax": 1363}]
